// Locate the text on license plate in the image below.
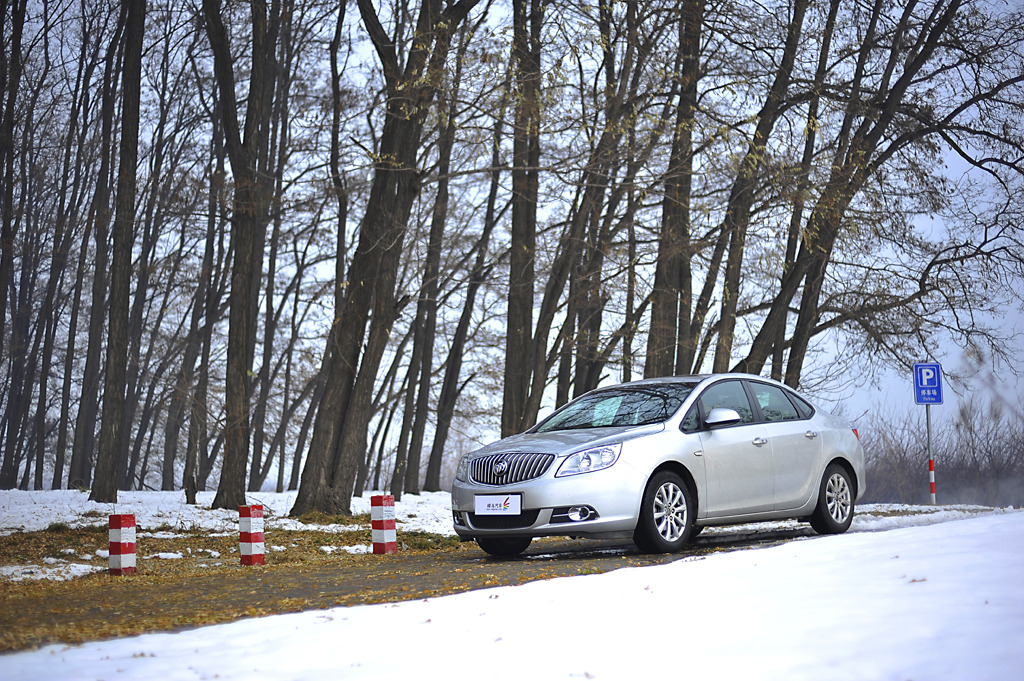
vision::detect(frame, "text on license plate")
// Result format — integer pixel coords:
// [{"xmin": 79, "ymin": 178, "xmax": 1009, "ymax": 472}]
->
[{"xmin": 474, "ymin": 494, "xmax": 522, "ymax": 516}]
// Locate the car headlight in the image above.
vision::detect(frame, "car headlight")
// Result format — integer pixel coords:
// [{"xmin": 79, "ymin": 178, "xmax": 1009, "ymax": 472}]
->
[
  {"xmin": 556, "ymin": 444, "xmax": 621, "ymax": 477},
  {"xmin": 455, "ymin": 455, "xmax": 471, "ymax": 482}
]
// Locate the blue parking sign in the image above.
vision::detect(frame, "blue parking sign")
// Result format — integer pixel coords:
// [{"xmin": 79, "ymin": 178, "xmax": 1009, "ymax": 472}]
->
[{"xmin": 913, "ymin": 363, "xmax": 943, "ymax": 405}]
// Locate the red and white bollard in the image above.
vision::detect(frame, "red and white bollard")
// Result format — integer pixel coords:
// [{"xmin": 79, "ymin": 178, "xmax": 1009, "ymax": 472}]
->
[
  {"xmin": 929, "ymin": 459, "xmax": 936, "ymax": 505},
  {"xmin": 108, "ymin": 514, "xmax": 136, "ymax": 576},
  {"xmin": 239, "ymin": 505, "xmax": 265, "ymax": 566},
  {"xmin": 371, "ymin": 495, "xmax": 397, "ymax": 555}
]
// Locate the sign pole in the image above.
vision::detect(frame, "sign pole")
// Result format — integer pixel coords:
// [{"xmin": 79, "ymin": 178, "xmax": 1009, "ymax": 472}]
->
[
  {"xmin": 913, "ymin": 362, "xmax": 943, "ymax": 507},
  {"xmin": 926, "ymin": 404, "xmax": 935, "ymax": 505}
]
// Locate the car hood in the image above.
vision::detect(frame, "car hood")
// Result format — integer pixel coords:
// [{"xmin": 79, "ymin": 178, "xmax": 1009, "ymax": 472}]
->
[{"xmin": 469, "ymin": 422, "xmax": 665, "ymax": 458}]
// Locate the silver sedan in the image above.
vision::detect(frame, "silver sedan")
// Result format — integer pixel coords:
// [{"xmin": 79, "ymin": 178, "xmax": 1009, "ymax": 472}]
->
[{"xmin": 451, "ymin": 374, "xmax": 866, "ymax": 556}]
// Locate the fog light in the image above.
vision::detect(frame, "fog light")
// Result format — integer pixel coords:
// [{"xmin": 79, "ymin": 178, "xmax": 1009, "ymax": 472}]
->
[{"xmin": 568, "ymin": 506, "xmax": 591, "ymax": 522}]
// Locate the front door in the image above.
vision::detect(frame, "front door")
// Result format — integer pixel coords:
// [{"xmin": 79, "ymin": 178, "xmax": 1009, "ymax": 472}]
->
[{"xmin": 695, "ymin": 380, "xmax": 774, "ymax": 516}]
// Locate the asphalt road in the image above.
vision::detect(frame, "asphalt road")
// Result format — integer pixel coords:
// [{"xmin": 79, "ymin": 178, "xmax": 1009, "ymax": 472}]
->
[{"xmin": 510, "ymin": 522, "xmax": 819, "ymax": 562}]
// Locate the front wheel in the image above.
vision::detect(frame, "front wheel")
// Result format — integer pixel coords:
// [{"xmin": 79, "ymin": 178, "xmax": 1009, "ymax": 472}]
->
[
  {"xmin": 633, "ymin": 471, "xmax": 694, "ymax": 553},
  {"xmin": 809, "ymin": 463, "xmax": 855, "ymax": 534},
  {"xmin": 476, "ymin": 536, "xmax": 532, "ymax": 557}
]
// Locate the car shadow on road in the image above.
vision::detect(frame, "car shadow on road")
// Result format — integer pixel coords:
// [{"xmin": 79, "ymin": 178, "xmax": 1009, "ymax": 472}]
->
[{"xmin": 468, "ymin": 521, "xmax": 819, "ymax": 568}]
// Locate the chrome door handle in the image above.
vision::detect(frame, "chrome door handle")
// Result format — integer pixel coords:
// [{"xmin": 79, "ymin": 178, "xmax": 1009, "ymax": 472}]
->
[
  {"xmin": 752, "ymin": 437, "xmax": 768, "ymax": 447},
  {"xmin": 805, "ymin": 431, "xmax": 818, "ymax": 439}
]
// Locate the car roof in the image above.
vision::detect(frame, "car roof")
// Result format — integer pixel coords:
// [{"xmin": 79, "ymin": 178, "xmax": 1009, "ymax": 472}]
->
[{"xmin": 599, "ymin": 373, "xmax": 774, "ymax": 388}]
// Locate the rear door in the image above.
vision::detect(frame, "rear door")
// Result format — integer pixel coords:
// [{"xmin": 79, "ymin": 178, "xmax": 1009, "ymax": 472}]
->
[{"xmin": 745, "ymin": 381, "xmax": 822, "ymax": 510}]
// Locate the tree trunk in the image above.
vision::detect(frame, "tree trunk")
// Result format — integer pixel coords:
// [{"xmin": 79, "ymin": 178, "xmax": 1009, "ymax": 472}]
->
[
  {"xmin": 646, "ymin": 0, "xmax": 704, "ymax": 378},
  {"xmin": 42, "ymin": 2, "xmax": 100, "ymax": 489},
  {"xmin": 289, "ymin": 371, "xmax": 323, "ymax": 492},
  {"xmin": 203, "ymin": 0, "xmax": 277, "ymax": 509},
  {"xmin": 164, "ymin": 221, "xmax": 212, "ymax": 489},
  {"xmin": 622, "ymin": 203, "xmax": 637, "ymax": 382},
  {"xmin": 291, "ymin": 0, "xmax": 480, "ymax": 516},
  {"xmin": 712, "ymin": 0, "xmax": 808, "ymax": 373},
  {"xmin": 118, "ymin": 188, "xmax": 158, "ymax": 490},
  {"xmin": 365, "ymin": 391, "xmax": 398, "ymax": 495},
  {"xmin": 250, "ymin": 12, "xmax": 295, "ymax": 491},
  {"xmin": 69, "ymin": 7, "xmax": 126, "ymax": 490},
  {"xmin": 424, "ymin": 91, "xmax": 507, "ymax": 491},
  {"xmin": 0, "ymin": 0, "xmax": 41, "ymax": 488},
  {"xmin": 55, "ymin": 220, "xmax": 92, "ymax": 488},
  {"xmin": 501, "ymin": 0, "xmax": 542, "ymax": 438},
  {"xmin": 389, "ymin": 358, "xmax": 418, "ymax": 501},
  {"xmin": 404, "ymin": 55, "xmax": 462, "ymax": 495},
  {"xmin": 0, "ymin": 0, "xmax": 27, "ymax": 367},
  {"xmin": 53, "ymin": 27, "xmax": 102, "ymax": 487},
  {"xmin": 184, "ymin": 105, "xmax": 229, "ymax": 500},
  {"xmin": 771, "ymin": 0, "xmax": 840, "ymax": 381},
  {"xmin": 91, "ymin": 0, "xmax": 146, "ymax": 504}
]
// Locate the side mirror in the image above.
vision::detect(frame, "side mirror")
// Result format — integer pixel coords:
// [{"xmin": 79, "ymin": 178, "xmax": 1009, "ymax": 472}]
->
[{"xmin": 706, "ymin": 407, "xmax": 742, "ymax": 429}]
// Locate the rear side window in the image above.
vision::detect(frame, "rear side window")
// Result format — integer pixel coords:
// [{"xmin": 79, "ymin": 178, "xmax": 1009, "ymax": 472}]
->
[
  {"xmin": 788, "ymin": 391, "xmax": 815, "ymax": 419},
  {"xmin": 748, "ymin": 382, "xmax": 801, "ymax": 422},
  {"xmin": 697, "ymin": 381, "xmax": 754, "ymax": 424}
]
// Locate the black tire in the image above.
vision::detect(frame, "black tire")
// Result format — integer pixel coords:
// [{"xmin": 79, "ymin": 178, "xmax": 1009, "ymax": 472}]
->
[
  {"xmin": 633, "ymin": 470, "xmax": 694, "ymax": 553},
  {"xmin": 809, "ymin": 463, "xmax": 855, "ymax": 534},
  {"xmin": 476, "ymin": 536, "xmax": 532, "ymax": 557}
]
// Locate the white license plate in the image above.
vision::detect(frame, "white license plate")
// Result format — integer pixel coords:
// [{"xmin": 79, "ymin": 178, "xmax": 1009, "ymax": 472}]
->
[{"xmin": 475, "ymin": 494, "xmax": 522, "ymax": 516}]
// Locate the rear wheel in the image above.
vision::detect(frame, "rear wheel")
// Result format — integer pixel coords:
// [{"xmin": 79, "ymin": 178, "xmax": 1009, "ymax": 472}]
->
[
  {"xmin": 475, "ymin": 536, "xmax": 532, "ymax": 557},
  {"xmin": 633, "ymin": 471, "xmax": 694, "ymax": 553},
  {"xmin": 809, "ymin": 463, "xmax": 854, "ymax": 534}
]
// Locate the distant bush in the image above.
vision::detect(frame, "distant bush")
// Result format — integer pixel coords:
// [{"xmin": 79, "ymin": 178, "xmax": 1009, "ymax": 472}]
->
[{"xmin": 860, "ymin": 399, "xmax": 1024, "ymax": 507}]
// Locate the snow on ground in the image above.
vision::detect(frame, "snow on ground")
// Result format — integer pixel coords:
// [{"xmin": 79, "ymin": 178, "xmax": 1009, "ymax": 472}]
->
[
  {"xmin": 0, "ymin": 489, "xmax": 455, "ymax": 537},
  {"xmin": 0, "ymin": 489, "xmax": 455, "ymax": 581},
  {"xmin": 2, "ymin": 491, "xmax": 1023, "ymax": 680}
]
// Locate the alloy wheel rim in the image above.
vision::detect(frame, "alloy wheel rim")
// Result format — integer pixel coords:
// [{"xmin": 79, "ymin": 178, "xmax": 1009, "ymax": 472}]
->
[
  {"xmin": 654, "ymin": 481, "xmax": 687, "ymax": 542},
  {"xmin": 826, "ymin": 473, "xmax": 851, "ymax": 523}
]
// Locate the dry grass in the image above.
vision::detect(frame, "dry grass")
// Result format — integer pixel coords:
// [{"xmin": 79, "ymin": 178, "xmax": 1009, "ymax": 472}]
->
[
  {"xmin": 0, "ymin": 517, "xmax": 731, "ymax": 652},
  {"xmin": 0, "ymin": 520, "xmax": 464, "ymax": 651}
]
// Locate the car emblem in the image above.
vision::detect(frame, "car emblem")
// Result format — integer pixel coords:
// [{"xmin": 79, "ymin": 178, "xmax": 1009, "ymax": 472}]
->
[{"xmin": 493, "ymin": 458, "xmax": 509, "ymax": 476}]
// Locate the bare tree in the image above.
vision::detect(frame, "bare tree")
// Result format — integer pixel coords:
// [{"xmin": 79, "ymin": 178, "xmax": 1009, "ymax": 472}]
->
[
  {"xmin": 69, "ymin": 2, "xmax": 127, "ymax": 491},
  {"xmin": 202, "ymin": 0, "xmax": 280, "ymax": 508},
  {"xmin": 91, "ymin": 0, "xmax": 146, "ymax": 503},
  {"xmin": 291, "ymin": 0, "xmax": 482, "ymax": 516},
  {"xmin": 645, "ymin": 0, "xmax": 705, "ymax": 378},
  {"xmin": 500, "ymin": 0, "xmax": 543, "ymax": 437},
  {"xmin": 0, "ymin": 0, "xmax": 27, "ymax": 371},
  {"xmin": 734, "ymin": 0, "xmax": 1024, "ymax": 386}
]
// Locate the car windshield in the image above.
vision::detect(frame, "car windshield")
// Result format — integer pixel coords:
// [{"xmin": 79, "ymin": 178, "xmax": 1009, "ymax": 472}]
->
[{"xmin": 535, "ymin": 383, "xmax": 697, "ymax": 433}]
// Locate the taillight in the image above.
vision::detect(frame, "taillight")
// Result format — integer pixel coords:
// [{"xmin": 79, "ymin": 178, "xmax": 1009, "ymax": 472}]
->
[{"xmin": 852, "ymin": 428, "xmax": 860, "ymax": 440}]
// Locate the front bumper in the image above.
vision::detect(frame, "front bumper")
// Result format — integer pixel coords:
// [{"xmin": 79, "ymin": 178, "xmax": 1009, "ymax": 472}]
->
[{"xmin": 450, "ymin": 465, "xmax": 645, "ymax": 540}]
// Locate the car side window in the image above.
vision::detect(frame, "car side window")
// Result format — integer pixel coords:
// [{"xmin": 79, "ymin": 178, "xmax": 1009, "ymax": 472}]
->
[
  {"xmin": 697, "ymin": 381, "xmax": 754, "ymax": 424},
  {"xmin": 749, "ymin": 382, "xmax": 801, "ymax": 422},
  {"xmin": 788, "ymin": 391, "xmax": 815, "ymax": 419},
  {"xmin": 680, "ymin": 406, "xmax": 700, "ymax": 433}
]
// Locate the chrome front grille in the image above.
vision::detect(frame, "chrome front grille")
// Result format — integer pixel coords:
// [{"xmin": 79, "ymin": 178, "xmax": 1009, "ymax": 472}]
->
[{"xmin": 470, "ymin": 452, "xmax": 555, "ymax": 486}]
